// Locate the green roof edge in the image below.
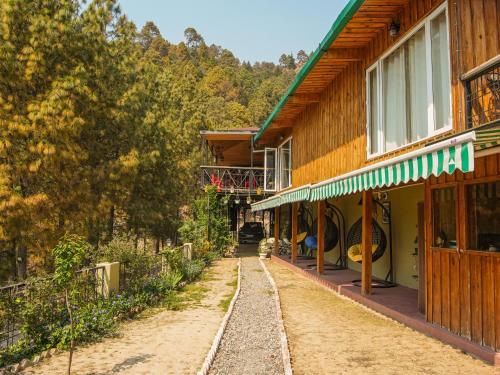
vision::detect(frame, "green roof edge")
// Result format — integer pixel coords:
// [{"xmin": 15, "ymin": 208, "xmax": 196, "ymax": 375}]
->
[{"xmin": 254, "ymin": 0, "xmax": 365, "ymax": 142}]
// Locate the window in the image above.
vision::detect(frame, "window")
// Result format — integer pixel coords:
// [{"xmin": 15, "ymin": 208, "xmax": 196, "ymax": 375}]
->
[
  {"xmin": 367, "ymin": 4, "xmax": 451, "ymax": 156},
  {"xmin": 432, "ymin": 187, "xmax": 457, "ymax": 249},
  {"xmin": 466, "ymin": 181, "xmax": 500, "ymax": 251},
  {"xmin": 278, "ymin": 139, "xmax": 292, "ymax": 190},
  {"xmin": 264, "ymin": 148, "xmax": 277, "ymax": 191}
]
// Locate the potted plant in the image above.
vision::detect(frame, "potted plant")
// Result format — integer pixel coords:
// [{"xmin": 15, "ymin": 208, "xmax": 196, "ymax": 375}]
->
[{"xmin": 258, "ymin": 238, "xmax": 273, "ymax": 259}]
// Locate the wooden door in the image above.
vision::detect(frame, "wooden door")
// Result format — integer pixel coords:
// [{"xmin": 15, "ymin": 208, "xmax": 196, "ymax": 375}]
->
[{"xmin": 426, "ymin": 156, "xmax": 500, "ymax": 350}]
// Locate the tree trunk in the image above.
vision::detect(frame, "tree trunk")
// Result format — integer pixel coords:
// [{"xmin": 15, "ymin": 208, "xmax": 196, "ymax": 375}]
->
[
  {"xmin": 107, "ymin": 205, "xmax": 115, "ymax": 242},
  {"xmin": 155, "ymin": 238, "xmax": 160, "ymax": 254},
  {"xmin": 15, "ymin": 245, "xmax": 27, "ymax": 280},
  {"xmin": 65, "ymin": 288, "xmax": 74, "ymax": 375}
]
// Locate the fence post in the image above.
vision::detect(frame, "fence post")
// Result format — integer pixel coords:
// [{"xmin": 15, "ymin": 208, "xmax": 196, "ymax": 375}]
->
[
  {"xmin": 182, "ymin": 243, "xmax": 193, "ymax": 260},
  {"xmin": 96, "ymin": 262, "xmax": 120, "ymax": 298}
]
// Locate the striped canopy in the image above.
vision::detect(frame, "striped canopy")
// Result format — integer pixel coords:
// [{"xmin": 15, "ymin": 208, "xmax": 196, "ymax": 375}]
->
[
  {"xmin": 280, "ymin": 185, "xmax": 311, "ymax": 204},
  {"xmin": 251, "ymin": 195, "xmax": 282, "ymax": 211},
  {"xmin": 474, "ymin": 126, "xmax": 500, "ymax": 151},
  {"xmin": 310, "ymin": 136, "xmax": 475, "ymax": 201},
  {"xmin": 251, "ymin": 132, "xmax": 477, "ymax": 210}
]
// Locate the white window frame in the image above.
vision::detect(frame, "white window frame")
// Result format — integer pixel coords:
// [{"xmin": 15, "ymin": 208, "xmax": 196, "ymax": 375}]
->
[
  {"xmin": 264, "ymin": 147, "xmax": 277, "ymax": 192},
  {"xmin": 277, "ymin": 137, "xmax": 292, "ymax": 191},
  {"xmin": 366, "ymin": 2, "xmax": 452, "ymax": 158}
]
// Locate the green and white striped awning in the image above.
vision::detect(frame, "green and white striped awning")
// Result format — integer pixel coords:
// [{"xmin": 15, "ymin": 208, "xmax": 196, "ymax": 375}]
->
[
  {"xmin": 251, "ymin": 195, "xmax": 282, "ymax": 212},
  {"xmin": 310, "ymin": 133, "xmax": 475, "ymax": 201},
  {"xmin": 280, "ymin": 185, "xmax": 311, "ymax": 204},
  {"xmin": 474, "ymin": 126, "xmax": 500, "ymax": 151}
]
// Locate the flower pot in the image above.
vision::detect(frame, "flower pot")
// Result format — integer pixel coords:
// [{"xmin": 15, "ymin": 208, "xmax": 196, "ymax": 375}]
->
[{"xmin": 259, "ymin": 252, "xmax": 268, "ymax": 260}]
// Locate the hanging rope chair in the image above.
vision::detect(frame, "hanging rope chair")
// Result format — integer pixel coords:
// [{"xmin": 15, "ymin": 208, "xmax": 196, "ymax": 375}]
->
[
  {"xmin": 346, "ymin": 218, "xmax": 387, "ymax": 263},
  {"xmin": 306, "ymin": 216, "xmax": 339, "ymax": 252}
]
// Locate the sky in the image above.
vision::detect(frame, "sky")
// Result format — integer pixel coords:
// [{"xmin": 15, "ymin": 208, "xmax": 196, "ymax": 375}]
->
[{"xmin": 118, "ymin": 0, "xmax": 349, "ymax": 64}]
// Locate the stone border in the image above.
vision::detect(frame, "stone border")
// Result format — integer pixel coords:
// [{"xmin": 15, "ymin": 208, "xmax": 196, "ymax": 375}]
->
[
  {"xmin": 197, "ymin": 257, "xmax": 242, "ymax": 375},
  {"xmin": 260, "ymin": 258, "xmax": 293, "ymax": 375}
]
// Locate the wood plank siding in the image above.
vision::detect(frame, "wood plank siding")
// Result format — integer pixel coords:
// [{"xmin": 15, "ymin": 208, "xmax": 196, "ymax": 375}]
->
[
  {"xmin": 425, "ymin": 154, "xmax": 500, "ymax": 350},
  {"xmin": 258, "ymin": 0, "xmax": 500, "ymax": 187}
]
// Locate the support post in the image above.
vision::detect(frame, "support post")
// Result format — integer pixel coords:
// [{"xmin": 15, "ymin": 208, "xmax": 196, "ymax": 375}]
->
[
  {"xmin": 274, "ymin": 206, "xmax": 281, "ymax": 255},
  {"xmin": 317, "ymin": 200, "xmax": 325, "ymax": 274},
  {"xmin": 291, "ymin": 202, "xmax": 298, "ymax": 263},
  {"xmin": 361, "ymin": 190, "xmax": 373, "ymax": 295}
]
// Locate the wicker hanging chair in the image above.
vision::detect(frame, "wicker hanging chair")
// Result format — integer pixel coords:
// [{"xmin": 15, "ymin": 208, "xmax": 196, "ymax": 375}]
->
[
  {"xmin": 346, "ymin": 218, "xmax": 387, "ymax": 263},
  {"xmin": 309, "ymin": 216, "xmax": 339, "ymax": 252}
]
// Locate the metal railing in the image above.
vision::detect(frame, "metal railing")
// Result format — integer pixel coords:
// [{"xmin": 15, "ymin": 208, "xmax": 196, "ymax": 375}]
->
[
  {"xmin": 119, "ymin": 256, "xmax": 165, "ymax": 292},
  {"xmin": 464, "ymin": 59, "xmax": 500, "ymax": 128},
  {"xmin": 200, "ymin": 165, "xmax": 267, "ymax": 193},
  {"xmin": 0, "ymin": 265, "xmax": 105, "ymax": 350}
]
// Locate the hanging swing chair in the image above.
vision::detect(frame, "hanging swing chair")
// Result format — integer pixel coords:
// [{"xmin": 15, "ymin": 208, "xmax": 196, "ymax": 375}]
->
[
  {"xmin": 346, "ymin": 218, "xmax": 387, "ymax": 263},
  {"xmin": 305, "ymin": 201, "xmax": 348, "ymax": 271},
  {"xmin": 347, "ymin": 199, "xmax": 396, "ymax": 288},
  {"xmin": 288, "ymin": 204, "xmax": 314, "ymax": 260}
]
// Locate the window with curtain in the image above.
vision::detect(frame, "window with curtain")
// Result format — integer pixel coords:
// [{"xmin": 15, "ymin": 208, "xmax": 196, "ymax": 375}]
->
[
  {"xmin": 264, "ymin": 148, "xmax": 277, "ymax": 191},
  {"xmin": 278, "ymin": 139, "xmax": 292, "ymax": 190},
  {"xmin": 367, "ymin": 5, "xmax": 451, "ymax": 157}
]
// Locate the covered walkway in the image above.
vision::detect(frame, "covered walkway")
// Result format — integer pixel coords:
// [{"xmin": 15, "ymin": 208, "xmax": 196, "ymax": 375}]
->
[
  {"xmin": 272, "ymin": 255, "xmax": 500, "ymax": 366},
  {"xmin": 267, "ymin": 259, "xmax": 499, "ymax": 375}
]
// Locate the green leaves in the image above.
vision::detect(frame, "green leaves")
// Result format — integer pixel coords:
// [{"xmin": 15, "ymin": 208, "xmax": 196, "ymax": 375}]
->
[{"xmin": 52, "ymin": 235, "xmax": 87, "ymax": 287}]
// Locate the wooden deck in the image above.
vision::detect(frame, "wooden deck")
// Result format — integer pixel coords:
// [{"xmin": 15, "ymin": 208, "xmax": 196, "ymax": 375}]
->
[{"xmin": 272, "ymin": 255, "xmax": 500, "ymax": 366}]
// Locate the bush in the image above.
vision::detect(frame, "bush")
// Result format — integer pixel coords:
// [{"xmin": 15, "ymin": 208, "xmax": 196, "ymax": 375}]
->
[
  {"xmin": 98, "ymin": 236, "xmax": 157, "ymax": 292},
  {"xmin": 0, "ymin": 235, "xmax": 212, "ymax": 368},
  {"xmin": 179, "ymin": 185, "xmax": 232, "ymax": 256},
  {"xmin": 181, "ymin": 259, "xmax": 205, "ymax": 282}
]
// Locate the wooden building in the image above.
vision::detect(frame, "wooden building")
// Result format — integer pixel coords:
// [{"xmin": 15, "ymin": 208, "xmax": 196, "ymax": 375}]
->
[{"xmin": 244, "ymin": 0, "xmax": 500, "ymax": 365}]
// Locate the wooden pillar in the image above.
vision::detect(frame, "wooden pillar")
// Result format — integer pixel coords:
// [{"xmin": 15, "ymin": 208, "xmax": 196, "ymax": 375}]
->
[
  {"xmin": 361, "ymin": 190, "xmax": 373, "ymax": 295},
  {"xmin": 291, "ymin": 202, "xmax": 298, "ymax": 263},
  {"xmin": 317, "ymin": 200, "xmax": 325, "ymax": 274},
  {"xmin": 274, "ymin": 206, "xmax": 281, "ymax": 255}
]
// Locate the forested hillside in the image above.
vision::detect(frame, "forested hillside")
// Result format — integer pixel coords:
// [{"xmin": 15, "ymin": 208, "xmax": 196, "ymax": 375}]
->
[{"xmin": 0, "ymin": 0, "xmax": 305, "ymax": 280}]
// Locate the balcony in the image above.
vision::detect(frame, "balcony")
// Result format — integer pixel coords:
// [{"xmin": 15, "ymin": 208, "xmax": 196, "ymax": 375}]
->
[
  {"xmin": 200, "ymin": 165, "xmax": 271, "ymax": 194},
  {"xmin": 464, "ymin": 58, "xmax": 500, "ymax": 128}
]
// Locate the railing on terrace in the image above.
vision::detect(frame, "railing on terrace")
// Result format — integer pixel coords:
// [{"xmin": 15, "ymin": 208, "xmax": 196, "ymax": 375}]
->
[
  {"xmin": 0, "ymin": 265, "xmax": 105, "ymax": 350},
  {"xmin": 200, "ymin": 165, "xmax": 268, "ymax": 193},
  {"xmin": 464, "ymin": 58, "xmax": 500, "ymax": 128}
]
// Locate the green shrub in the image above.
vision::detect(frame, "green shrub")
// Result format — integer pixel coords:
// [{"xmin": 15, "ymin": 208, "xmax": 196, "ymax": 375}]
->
[
  {"xmin": 181, "ymin": 259, "xmax": 205, "ymax": 282},
  {"xmin": 98, "ymin": 236, "xmax": 157, "ymax": 292}
]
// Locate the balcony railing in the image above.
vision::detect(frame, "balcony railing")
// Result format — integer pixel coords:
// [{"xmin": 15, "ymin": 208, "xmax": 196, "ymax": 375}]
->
[
  {"xmin": 464, "ymin": 58, "xmax": 500, "ymax": 128},
  {"xmin": 200, "ymin": 165, "xmax": 268, "ymax": 194}
]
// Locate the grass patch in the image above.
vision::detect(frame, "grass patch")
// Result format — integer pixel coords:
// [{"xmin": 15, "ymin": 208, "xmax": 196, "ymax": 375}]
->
[
  {"xmin": 252, "ymin": 268, "xmax": 263, "ymax": 273},
  {"xmin": 178, "ymin": 283, "xmax": 210, "ymax": 309},
  {"xmin": 219, "ymin": 265, "xmax": 239, "ymax": 312}
]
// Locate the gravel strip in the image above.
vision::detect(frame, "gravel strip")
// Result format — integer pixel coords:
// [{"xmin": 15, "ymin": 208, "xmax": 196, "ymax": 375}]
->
[{"xmin": 208, "ymin": 257, "xmax": 285, "ymax": 375}]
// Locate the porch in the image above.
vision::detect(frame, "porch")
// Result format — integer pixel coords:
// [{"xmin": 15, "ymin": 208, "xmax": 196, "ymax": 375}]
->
[{"xmin": 272, "ymin": 254, "xmax": 500, "ymax": 366}]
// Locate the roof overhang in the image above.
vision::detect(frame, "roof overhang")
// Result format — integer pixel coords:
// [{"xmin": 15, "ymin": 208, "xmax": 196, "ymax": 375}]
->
[{"xmin": 254, "ymin": 0, "xmax": 413, "ymax": 145}]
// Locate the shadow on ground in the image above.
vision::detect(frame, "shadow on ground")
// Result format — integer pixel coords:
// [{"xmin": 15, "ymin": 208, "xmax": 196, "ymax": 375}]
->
[{"xmin": 236, "ymin": 244, "xmax": 258, "ymax": 257}]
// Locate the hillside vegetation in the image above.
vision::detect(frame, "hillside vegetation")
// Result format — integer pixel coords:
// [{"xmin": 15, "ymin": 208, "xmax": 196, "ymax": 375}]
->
[{"xmin": 0, "ymin": 0, "xmax": 306, "ymax": 280}]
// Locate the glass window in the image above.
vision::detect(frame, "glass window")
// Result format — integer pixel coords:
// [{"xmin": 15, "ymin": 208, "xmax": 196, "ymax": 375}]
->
[
  {"xmin": 466, "ymin": 181, "xmax": 500, "ymax": 251},
  {"xmin": 432, "ymin": 187, "xmax": 457, "ymax": 248},
  {"xmin": 406, "ymin": 28, "xmax": 428, "ymax": 142},
  {"xmin": 279, "ymin": 139, "xmax": 291, "ymax": 190},
  {"xmin": 368, "ymin": 68, "xmax": 379, "ymax": 155},
  {"xmin": 264, "ymin": 148, "xmax": 277, "ymax": 191},
  {"xmin": 366, "ymin": 6, "xmax": 451, "ymax": 156},
  {"xmin": 431, "ymin": 10, "xmax": 452, "ymax": 131},
  {"xmin": 383, "ymin": 46, "xmax": 406, "ymax": 151}
]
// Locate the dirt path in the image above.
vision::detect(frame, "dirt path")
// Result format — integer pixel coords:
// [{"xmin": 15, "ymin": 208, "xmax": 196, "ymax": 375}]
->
[
  {"xmin": 267, "ymin": 260, "xmax": 500, "ymax": 375},
  {"xmin": 25, "ymin": 258, "xmax": 238, "ymax": 375},
  {"xmin": 208, "ymin": 257, "xmax": 284, "ymax": 375}
]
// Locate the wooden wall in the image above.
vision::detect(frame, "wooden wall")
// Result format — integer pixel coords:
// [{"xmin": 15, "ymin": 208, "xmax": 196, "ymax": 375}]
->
[
  {"xmin": 290, "ymin": 0, "xmax": 500, "ymax": 187},
  {"xmin": 425, "ymin": 153, "xmax": 500, "ymax": 350}
]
